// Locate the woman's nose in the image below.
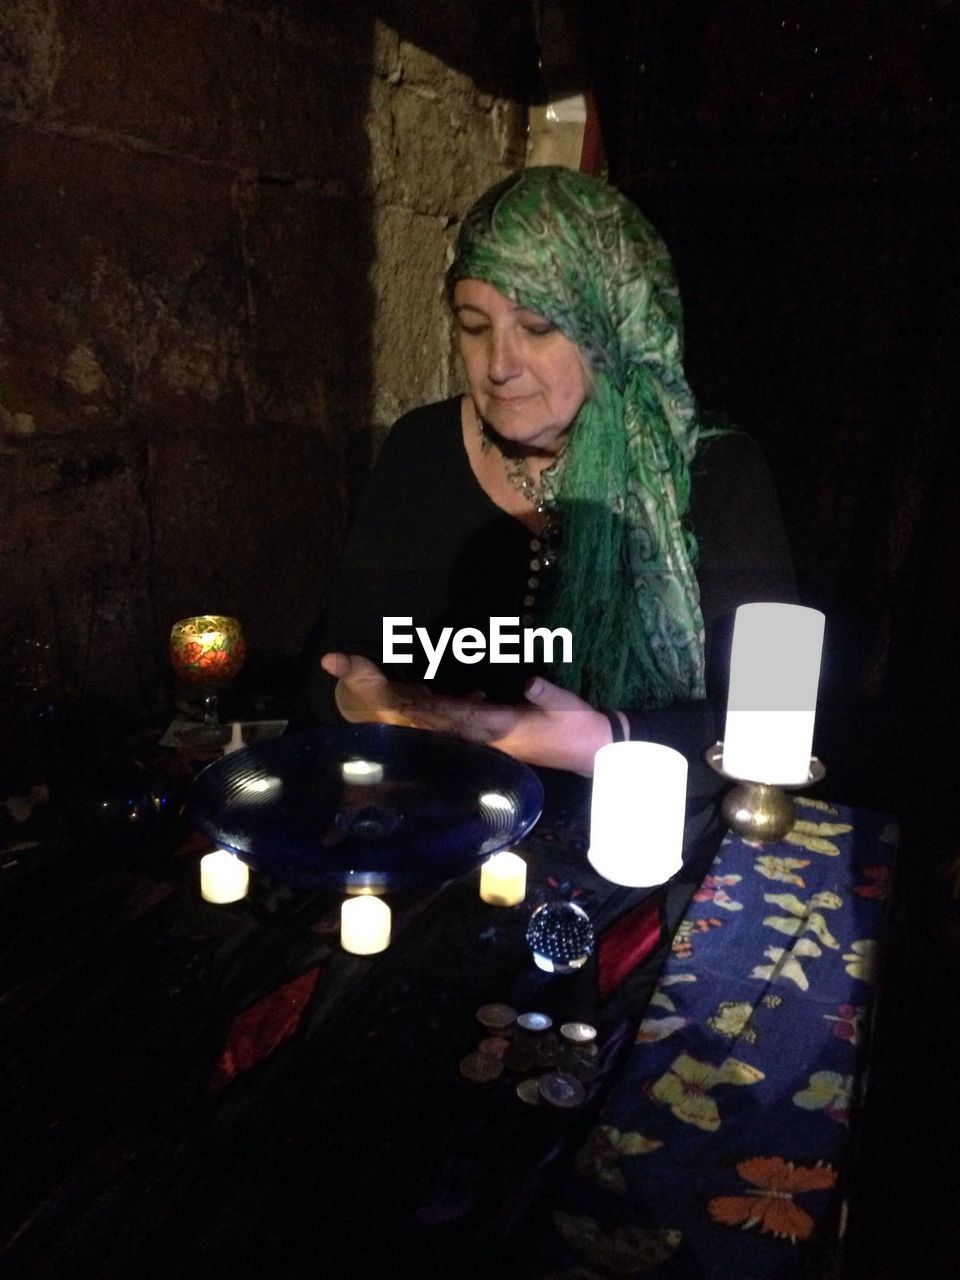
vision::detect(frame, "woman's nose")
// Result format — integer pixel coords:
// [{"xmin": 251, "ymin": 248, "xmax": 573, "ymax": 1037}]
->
[{"xmin": 488, "ymin": 329, "xmax": 522, "ymax": 383}]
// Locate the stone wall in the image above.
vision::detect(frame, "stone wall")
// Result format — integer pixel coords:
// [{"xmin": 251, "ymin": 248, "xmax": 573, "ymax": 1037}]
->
[{"xmin": 0, "ymin": 0, "xmax": 526, "ymax": 713}]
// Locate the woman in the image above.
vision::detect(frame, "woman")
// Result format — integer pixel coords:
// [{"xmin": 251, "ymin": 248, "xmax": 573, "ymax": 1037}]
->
[{"xmin": 313, "ymin": 167, "xmax": 795, "ymax": 817}]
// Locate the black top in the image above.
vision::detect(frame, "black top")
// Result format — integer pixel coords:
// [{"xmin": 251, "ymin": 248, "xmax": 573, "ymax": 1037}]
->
[{"xmin": 308, "ymin": 396, "xmax": 797, "ymax": 843}]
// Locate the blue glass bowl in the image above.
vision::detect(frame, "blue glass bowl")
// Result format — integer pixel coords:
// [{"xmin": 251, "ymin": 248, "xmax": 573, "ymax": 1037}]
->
[{"xmin": 186, "ymin": 723, "xmax": 543, "ymax": 891}]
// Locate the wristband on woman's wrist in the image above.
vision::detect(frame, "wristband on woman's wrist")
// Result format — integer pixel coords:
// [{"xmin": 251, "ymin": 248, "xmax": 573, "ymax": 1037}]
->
[{"xmin": 603, "ymin": 708, "xmax": 626, "ymax": 743}]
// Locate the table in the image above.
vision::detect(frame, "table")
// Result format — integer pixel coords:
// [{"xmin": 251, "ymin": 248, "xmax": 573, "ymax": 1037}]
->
[
  {"xmin": 0, "ymin": 752, "xmax": 894, "ymax": 1280},
  {"xmin": 526, "ymin": 797, "xmax": 897, "ymax": 1279}
]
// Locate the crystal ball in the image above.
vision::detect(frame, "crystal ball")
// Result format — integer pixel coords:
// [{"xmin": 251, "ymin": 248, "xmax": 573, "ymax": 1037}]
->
[{"xmin": 525, "ymin": 900, "xmax": 595, "ymax": 974}]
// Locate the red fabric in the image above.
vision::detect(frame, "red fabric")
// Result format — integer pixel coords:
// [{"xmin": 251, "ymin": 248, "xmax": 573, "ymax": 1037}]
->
[
  {"xmin": 579, "ymin": 89, "xmax": 607, "ymax": 175},
  {"xmin": 597, "ymin": 892, "xmax": 665, "ymax": 1000},
  {"xmin": 210, "ymin": 966, "xmax": 321, "ymax": 1092}
]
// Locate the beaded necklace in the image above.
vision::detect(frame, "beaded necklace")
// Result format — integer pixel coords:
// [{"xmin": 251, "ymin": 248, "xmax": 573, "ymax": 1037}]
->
[
  {"xmin": 473, "ymin": 402, "xmax": 561, "ymax": 571},
  {"xmin": 474, "ymin": 404, "xmax": 551, "ymax": 510}
]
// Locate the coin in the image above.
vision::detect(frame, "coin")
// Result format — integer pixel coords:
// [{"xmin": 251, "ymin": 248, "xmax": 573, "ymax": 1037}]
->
[
  {"xmin": 560, "ymin": 1021, "xmax": 597, "ymax": 1044},
  {"xmin": 477, "ymin": 1036, "xmax": 510, "ymax": 1059},
  {"xmin": 460, "ymin": 1052, "xmax": 503, "ymax": 1083},
  {"xmin": 517, "ymin": 1011, "xmax": 553, "ymax": 1033},
  {"xmin": 538, "ymin": 1071, "xmax": 586, "ymax": 1109},
  {"xmin": 476, "ymin": 1002, "xmax": 517, "ymax": 1030},
  {"xmin": 515, "ymin": 1077, "xmax": 543, "ymax": 1106}
]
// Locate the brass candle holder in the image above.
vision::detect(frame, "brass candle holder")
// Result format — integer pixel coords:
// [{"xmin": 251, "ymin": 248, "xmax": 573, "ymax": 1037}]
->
[{"xmin": 705, "ymin": 743, "xmax": 826, "ymax": 845}]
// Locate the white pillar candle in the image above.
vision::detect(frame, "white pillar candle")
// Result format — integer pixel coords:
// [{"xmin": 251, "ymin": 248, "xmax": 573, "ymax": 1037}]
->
[
  {"xmin": 200, "ymin": 849, "xmax": 249, "ymax": 904},
  {"xmin": 340, "ymin": 895, "xmax": 391, "ymax": 954},
  {"xmin": 479, "ymin": 851, "xmax": 527, "ymax": 906},
  {"xmin": 722, "ymin": 603, "xmax": 825, "ymax": 785},
  {"xmin": 588, "ymin": 741, "xmax": 687, "ymax": 887}
]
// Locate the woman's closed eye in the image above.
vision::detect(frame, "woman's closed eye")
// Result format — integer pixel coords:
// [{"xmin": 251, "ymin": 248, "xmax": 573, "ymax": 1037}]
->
[
  {"xmin": 455, "ymin": 302, "xmax": 557, "ymax": 339},
  {"xmin": 459, "ymin": 319, "xmax": 556, "ymax": 339}
]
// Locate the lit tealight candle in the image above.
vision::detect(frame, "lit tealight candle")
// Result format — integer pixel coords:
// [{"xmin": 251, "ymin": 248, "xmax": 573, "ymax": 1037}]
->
[
  {"xmin": 340, "ymin": 759, "xmax": 385, "ymax": 785},
  {"xmin": 200, "ymin": 849, "xmax": 250, "ymax": 904},
  {"xmin": 340, "ymin": 894, "xmax": 391, "ymax": 954},
  {"xmin": 479, "ymin": 851, "xmax": 527, "ymax": 906}
]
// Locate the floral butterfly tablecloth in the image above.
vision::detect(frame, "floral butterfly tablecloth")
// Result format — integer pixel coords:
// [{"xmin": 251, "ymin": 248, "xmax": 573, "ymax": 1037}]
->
[{"xmin": 534, "ymin": 797, "xmax": 897, "ymax": 1279}]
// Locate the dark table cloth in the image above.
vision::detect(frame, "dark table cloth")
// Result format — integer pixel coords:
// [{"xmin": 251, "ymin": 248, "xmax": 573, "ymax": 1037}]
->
[{"xmin": 524, "ymin": 797, "xmax": 897, "ymax": 1280}]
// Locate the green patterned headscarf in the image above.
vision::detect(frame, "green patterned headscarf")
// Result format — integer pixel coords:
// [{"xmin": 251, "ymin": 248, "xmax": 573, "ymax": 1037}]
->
[{"xmin": 449, "ymin": 166, "xmax": 707, "ymax": 710}]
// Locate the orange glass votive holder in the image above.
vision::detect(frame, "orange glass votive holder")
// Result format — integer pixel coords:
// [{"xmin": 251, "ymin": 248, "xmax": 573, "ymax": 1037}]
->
[{"xmin": 169, "ymin": 615, "xmax": 246, "ymax": 687}]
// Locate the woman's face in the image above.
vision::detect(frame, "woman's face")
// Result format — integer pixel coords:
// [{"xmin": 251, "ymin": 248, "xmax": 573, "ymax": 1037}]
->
[{"xmin": 453, "ymin": 278, "xmax": 588, "ymax": 453}]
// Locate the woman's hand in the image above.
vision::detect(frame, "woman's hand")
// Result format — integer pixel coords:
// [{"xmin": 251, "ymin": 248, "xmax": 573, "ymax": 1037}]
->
[
  {"xmin": 320, "ymin": 655, "xmax": 616, "ymax": 775},
  {"xmin": 320, "ymin": 652, "xmax": 424, "ymax": 727},
  {"xmin": 399, "ymin": 676, "xmax": 615, "ymax": 776}
]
